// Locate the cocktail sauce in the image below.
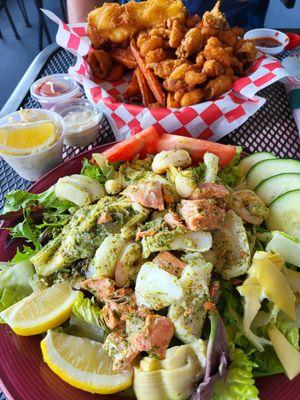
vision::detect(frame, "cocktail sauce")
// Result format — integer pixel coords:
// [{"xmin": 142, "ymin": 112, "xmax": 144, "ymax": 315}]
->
[
  {"xmin": 249, "ymin": 37, "xmax": 282, "ymax": 48},
  {"xmin": 36, "ymin": 81, "xmax": 69, "ymax": 97}
]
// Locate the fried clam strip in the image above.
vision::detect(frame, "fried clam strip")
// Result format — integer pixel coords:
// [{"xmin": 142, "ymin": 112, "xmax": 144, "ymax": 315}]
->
[
  {"xmin": 135, "ymin": 66, "xmax": 156, "ymax": 106},
  {"xmin": 108, "ymin": 47, "xmax": 137, "ymax": 69},
  {"xmin": 131, "ymin": 39, "xmax": 166, "ymax": 106}
]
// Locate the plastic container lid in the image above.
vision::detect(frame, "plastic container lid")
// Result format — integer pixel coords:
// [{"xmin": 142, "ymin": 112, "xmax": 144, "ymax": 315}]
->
[
  {"xmin": 30, "ymin": 74, "xmax": 81, "ymax": 108},
  {"xmin": 53, "ymin": 98, "xmax": 103, "ymax": 147}
]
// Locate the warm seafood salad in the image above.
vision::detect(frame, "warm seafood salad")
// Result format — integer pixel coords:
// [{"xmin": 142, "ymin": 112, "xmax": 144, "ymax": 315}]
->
[{"xmin": 1, "ymin": 132, "xmax": 300, "ymax": 400}]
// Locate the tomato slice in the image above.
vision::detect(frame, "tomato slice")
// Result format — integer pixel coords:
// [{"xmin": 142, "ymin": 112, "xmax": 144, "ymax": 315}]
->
[
  {"xmin": 102, "ymin": 126, "xmax": 160, "ymax": 162},
  {"xmin": 156, "ymin": 134, "xmax": 237, "ymax": 167}
]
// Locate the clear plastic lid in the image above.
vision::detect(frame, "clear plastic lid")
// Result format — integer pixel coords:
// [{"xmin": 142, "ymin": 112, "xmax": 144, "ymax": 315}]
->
[
  {"xmin": 30, "ymin": 74, "xmax": 81, "ymax": 104},
  {"xmin": 53, "ymin": 98, "xmax": 103, "ymax": 135}
]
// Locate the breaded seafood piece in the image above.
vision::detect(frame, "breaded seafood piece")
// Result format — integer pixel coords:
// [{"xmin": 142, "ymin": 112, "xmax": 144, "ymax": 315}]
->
[
  {"xmin": 185, "ymin": 70, "xmax": 207, "ymax": 87},
  {"xmin": 202, "ymin": 59, "xmax": 224, "ymax": 77},
  {"xmin": 203, "ymin": 75, "xmax": 232, "ymax": 100},
  {"xmin": 145, "ymin": 48, "xmax": 167, "ymax": 65},
  {"xmin": 167, "ymin": 18, "xmax": 184, "ymax": 48},
  {"xmin": 180, "ymin": 88, "xmax": 204, "ymax": 107},
  {"xmin": 87, "ymin": 0, "xmax": 186, "ymax": 47},
  {"xmin": 176, "ymin": 27, "xmax": 205, "ymax": 58},
  {"xmin": 235, "ymin": 39, "xmax": 257, "ymax": 63},
  {"xmin": 202, "ymin": 0, "xmax": 229, "ymax": 30}
]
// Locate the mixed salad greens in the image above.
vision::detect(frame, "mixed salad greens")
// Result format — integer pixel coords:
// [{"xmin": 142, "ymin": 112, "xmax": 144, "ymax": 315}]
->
[{"xmin": 0, "ymin": 131, "xmax": 300, "ymax": 400}]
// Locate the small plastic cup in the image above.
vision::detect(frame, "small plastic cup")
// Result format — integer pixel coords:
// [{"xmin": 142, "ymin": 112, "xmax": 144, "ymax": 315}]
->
[
  {"xmin": 30, "ymin": 74, "xmax": 81, "ymax": 109},
  {"xmin": 0, "ymin": 109, "xmax": 65, "ymax": 181},
  {"xmin": 244, "ymin": 28, "xmax": 289, "ymax": 55},
  {"xmin": 53, "ymin": 98, "xmax": 103, "ymax": 147}
]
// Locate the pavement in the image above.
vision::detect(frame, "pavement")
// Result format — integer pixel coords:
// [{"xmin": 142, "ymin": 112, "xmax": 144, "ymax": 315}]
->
[{"xmin": 0, "ymin": 0, "xmax": 64, "ymax": 109}]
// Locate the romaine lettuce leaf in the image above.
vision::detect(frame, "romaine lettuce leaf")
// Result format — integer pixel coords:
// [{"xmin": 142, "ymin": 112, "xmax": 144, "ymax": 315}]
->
[
  {"xmin": 71, "ymin": 292, "xmax": 109, "ymax": 342},
  {"xmin": 0, "ymin": 260, "xmax": 34, "ymax": 321},
  {"xmin": 275, "ymin": 312, "xmax": 299, "ymax": 350},
  {"xmin": 212, "ymin": 348, "xmax": 259, "ymax": 400},
  {"xmin": 218, "ymin": 166, "xmax": 241, "ymax": 188}
]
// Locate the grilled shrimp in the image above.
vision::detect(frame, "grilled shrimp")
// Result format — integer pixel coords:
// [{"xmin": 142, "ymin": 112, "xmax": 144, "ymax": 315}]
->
[{"xmin": 230, "ymin": 189, "xmax": 269, "ymax": 225}]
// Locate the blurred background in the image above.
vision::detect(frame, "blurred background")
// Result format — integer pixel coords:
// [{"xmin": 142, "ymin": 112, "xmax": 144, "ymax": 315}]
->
[{"xmin": 0, "ymin": 0, "xmax": 299, "ymax": 109}]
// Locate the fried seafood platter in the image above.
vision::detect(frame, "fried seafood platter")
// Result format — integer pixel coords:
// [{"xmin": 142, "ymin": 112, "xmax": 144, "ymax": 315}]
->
[{"xmin": 87, "ymin": 0, "xmax": 257, "ymax": 108}]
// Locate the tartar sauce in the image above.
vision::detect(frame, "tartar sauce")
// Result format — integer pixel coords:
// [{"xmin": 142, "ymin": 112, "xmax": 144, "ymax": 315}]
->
[{"xmin": 64, "ymin": 110, "xmax": 96, "ymax": 132}]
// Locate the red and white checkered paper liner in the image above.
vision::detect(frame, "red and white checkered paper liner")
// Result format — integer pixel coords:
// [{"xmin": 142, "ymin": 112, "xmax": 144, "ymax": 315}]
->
[{"xmin": 44, "ymin": 9, "xmax": 292, "ymax": 142}]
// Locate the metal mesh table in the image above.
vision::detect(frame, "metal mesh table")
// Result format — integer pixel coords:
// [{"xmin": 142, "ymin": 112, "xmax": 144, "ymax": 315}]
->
[{"xmin": 0, "ymin": 46, "xmax": 299, "ymax": 211}]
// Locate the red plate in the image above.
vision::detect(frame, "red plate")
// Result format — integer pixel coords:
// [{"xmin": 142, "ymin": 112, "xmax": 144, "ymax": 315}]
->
[{"xmin": 0, "ymin": 143, "xmax": 299, "ymax": 400}]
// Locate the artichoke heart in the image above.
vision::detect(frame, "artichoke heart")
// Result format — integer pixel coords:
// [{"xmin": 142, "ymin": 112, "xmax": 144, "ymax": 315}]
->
[{"xmin": 134, "ymin": 341, "xmax": 205, "ymax": 400}]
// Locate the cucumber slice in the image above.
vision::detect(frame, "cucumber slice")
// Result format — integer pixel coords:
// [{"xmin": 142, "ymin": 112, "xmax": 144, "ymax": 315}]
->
[
  {"xmin": 246, "ymin": 159, "xmax": 300, "ymax": 190},
  {"xmin": 255, "ymin": 173, "xmax": 300, "ymax": 205},
  {"xmin": 238, "ymin": 152, "xmax": 276, "ymax": 176},
  {"xmin": 266, "ymin": 231, "xmax": 300, "ymax": 267},
  {"xmin": 266, "ymin": 190, "xmax": 300, "ymax": 238}
]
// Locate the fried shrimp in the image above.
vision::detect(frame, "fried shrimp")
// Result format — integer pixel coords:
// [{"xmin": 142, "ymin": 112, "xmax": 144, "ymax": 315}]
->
[
  {"xmin": 145, "ymin": 48, "xmax": 167, "ymax": 64},
  {"xmin": 149, "ymin": 26, "xmax": 169, "ymax": 39},
  {"xmin": 185, "ymin": 70, "xmax": 207, "ymax": 87},
  {"xmin": 185, "ymin": 14, "xmax": 201, "ymax": 28},
  {"xmin": 137, "ymin": 31, "xmax": 149, "ymax": 48},
  {"xmin": 202, "ymin": 59, "xmax": 224, "ymax": 77},
  {"xmin": 163, "ymin": 78, "xmax": 187, "ymax": 92},
  {"xmin": 163, "ymin": 62, "xmax": 191, "ymax": 92},
  {"xmin": 218, "ymin": 29, "xmax": 238, "ymax": 47},
  {"xmin": 230, "ymin": 190, "xmax": 269, "ymax": 225},
  {"xmin": 169, "ymin": 62, "xmax": 191, "ymax": 80},
  {"xmin": 202, "ymin": 0, "xmax": 229, "ymax": 30},
  {"xmin": 140, "ymin": 36, "xmax": 164, "ymax": 57},
  {"xmin": 151, "ymin": 58, "xmax": 185, "ymax": 79},
  {"xmin": 180, "ymin": 88, "xmax": 204, "ymax": 106},
  {"xmin": 231, "ymin": 56, "xmax": 244, "ymax": 75},
  {"xmin": 167, "ymin": 18, "xmax": 184, "ymax": 48},
  {"xmin": 194, "ymin": 53, "xmax": 203, "ymax": 69},
  {"xmin": 167, "ymin": 92, "xmax": 181, "ymax": 107},
  {"xmin": 176, "ymin": 27, "xmax": 204, "ymax": 58},
  {"xmin": 235, "ymin": 39, "xmax": 257, "ymax": 63},
  {"xmin": 203, "ymin": 75, "xmax": 232, "ymax": 99},
  {"xmin": 204, "ymin": 42, "xmax": 231, "ymax": 67}
]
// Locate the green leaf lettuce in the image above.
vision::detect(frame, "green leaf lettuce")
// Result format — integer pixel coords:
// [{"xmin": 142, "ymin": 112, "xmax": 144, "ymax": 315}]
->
[{"xmin": 212, "ymin": 348, "xmax": 259, "ymax": 400}]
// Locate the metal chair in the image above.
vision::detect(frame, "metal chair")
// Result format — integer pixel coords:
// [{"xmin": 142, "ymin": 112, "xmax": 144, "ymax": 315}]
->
[
  {"xmin": 34, "ymin": 0, "xmax": 67, "ymax": 51},
  {"xmin": 17, "ymin": 0, "xmax": 31, "ymax": 27},
  {"xmin": 0, "ymin": 0, "xmax": 21, "ymax": 40}
]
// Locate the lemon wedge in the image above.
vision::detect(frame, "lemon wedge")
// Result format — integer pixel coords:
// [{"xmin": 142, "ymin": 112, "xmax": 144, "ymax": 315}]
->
[
  {"xmin": 0, "ymin": 282, "xmax": 78, "ymax": 336},
  {"xmin": 0, "ymin": 121, "xmax": 57, "ymax": 155},
  {"xmin": 41, "ymin": 330, "xmax": 133, "ymax": 394}
]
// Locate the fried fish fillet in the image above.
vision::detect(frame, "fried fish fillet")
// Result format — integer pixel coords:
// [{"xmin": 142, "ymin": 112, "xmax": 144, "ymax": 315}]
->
[{"xmin": 88, "ymin": 0, "xmax": 186, "ymax": 48}]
